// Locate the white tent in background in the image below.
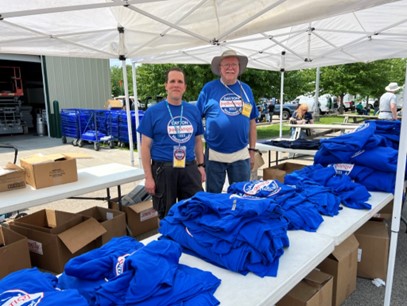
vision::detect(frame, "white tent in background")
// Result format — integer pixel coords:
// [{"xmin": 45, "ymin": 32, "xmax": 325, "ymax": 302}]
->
[{"xmin": 0, "ymin": 1, "xmax": 406, "ymax": 305}]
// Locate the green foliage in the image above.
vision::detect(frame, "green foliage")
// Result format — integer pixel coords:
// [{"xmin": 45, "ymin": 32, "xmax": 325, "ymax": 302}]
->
[{"xmin": 111, "ymin": 58, "xmax": 406, "ymax": 104}]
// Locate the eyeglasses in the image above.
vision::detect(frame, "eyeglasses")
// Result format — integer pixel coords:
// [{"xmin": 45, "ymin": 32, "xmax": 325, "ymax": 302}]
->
[{"xmin": 220, "ymin": 63, "xmax": 239, "ymax": 68}]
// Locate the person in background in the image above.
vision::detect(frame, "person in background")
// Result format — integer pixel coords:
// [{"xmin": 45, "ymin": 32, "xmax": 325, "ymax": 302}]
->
[
  {"xmin": 373, "ymin": 99, "xmax": 380, "ymax": 115},
  {"xmin": 378, "ymin": 82, "xmax": 401, "ymax": 120},
  {"xmin": 264, "ymin": 101, "xmax": 270, "ymax": 123},
  {"xmin": 268, "ymin": 101, "xmax": 275, "ymax": 123},
  {"xmin": 196, "ymin": 50, "xmax": 258, "ymax": 193},
  {"xmin": 138, "ymin": 67, "xmax": 206, "ymax": 219},
  {"xmin": 289, "ymin": 103, "xmax": 314, "ymax": 139},
  {"xmin": 356, "ymin": 102, "xmax": 368, "ymax": 115}
]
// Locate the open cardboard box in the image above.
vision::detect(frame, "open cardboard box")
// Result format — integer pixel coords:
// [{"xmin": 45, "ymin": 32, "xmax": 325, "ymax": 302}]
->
[
  {"xmin": 78, "ymin": 206, "xmax": 127, "ymax": 244},
  {"xmin": 0, "ymin": 225, "xmax": 32, "ymax": 278},
  {"xmin": 111, "ymin": 199, "xmax": 158, "ymax": 237},
  {"xmin": 20, "ymin": 153, "xmax": 91, "ymax": 189},
  {"xmin": 0, "ymin": 162, "xmax": 26, "ymax": 192},
  {"xmin": 263, "ymin": 162, "xmax": 306, "ymax": 183},
  {"xmin": 276, "ymin": 269, "xmax": 333, "ymax": 306},
  {"xmin": 10, "ymin": 209, "xmax": 106, "ymax": 274}
]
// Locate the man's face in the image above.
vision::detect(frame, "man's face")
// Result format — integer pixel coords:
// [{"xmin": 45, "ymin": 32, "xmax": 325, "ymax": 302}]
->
[
  {"xmin": 220, "ymin": 57, "xmax": 239, "ymax": 85},
  {"xmin": 165, "ymin": 70, "xmax": 186, "ymax": 101}
]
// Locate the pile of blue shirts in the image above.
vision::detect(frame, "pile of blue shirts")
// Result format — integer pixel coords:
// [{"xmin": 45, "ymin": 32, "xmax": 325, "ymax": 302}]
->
[
  {"xmin": 286, "ymin": 164, "xmax": 371, "ymax": 210},
  {"xmin": 227, "ymin": 180, "xmax": 325, "ymax": 229},
  {"xmin": 0, "ymin": 268, "xmax": 88, "ymax": 305},
  {"xmin": 314, "ymin": 120, "xmax": 402, "ymax": 193},
  {"xmin": 58, "ymin": 236, "xmax": 221, "ymax": 305},
  {"xmin": 160, "ymin": 191, "xmax": 289, "ymax": 277}
]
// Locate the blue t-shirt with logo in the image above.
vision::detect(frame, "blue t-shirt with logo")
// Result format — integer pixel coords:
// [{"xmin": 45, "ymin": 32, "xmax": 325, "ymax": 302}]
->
[
  {"xmin": 197, "ymin": 79, "xmax": 258, "ymax": 153},
  {"xmin": 138, "ymin": 100, "xmax": 204, "ymax": 162}
]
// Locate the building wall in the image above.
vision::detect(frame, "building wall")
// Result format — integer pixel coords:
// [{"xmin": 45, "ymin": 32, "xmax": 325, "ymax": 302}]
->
[{"xmin": 44, "ymin": 56, "xmax": 111, "ymax": 113}]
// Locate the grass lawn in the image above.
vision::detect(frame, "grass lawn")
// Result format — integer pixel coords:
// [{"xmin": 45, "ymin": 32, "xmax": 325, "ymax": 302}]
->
[{"xmin": 256, "ymin": 115, "xmax": 344, "ymax": 140}]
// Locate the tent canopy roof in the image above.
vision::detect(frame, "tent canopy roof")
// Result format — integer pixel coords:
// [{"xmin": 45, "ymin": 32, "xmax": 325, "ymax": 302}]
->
[
  {"xmin": 0, "ymin": 0, "xmax": 401, "ymax": 71},
  {"xmin": 131, "ymin": 0, "xmax": 407, "ymax": 71}
]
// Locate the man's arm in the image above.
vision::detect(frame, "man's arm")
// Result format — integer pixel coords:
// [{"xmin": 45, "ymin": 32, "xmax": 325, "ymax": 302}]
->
[
  {"xmin": 390, "ymin": 100, "xmax": 398, "ymax": 120},
  {"xmin": 140, "ymin": 135, "xmax": 155, "ymax": 195},
  {"xmin": 249, "ymin": 118, "xmax": 257, "ymax": 168},
  {"xmin": 195, "ymin": 135, "xmax": 206, "ymax": 183}
]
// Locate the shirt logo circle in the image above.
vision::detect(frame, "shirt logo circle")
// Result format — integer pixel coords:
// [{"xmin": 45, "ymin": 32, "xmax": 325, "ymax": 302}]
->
[
  {"xmin": 167, "ymin": 116, "xmax": 193, "ymax": 144},
  {"xmin": 219, "ymin": 93, "xmax": 243, "ymax": 116}
]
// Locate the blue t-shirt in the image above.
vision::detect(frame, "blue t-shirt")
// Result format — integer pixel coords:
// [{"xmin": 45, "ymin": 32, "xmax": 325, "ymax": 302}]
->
[
  {"xmin": 196, "ymin": 79, "xmax": 258, "ymax": 153},
  {"xmin": 137, "ymin": 100, "xmax": 204, "ymax": 161}
]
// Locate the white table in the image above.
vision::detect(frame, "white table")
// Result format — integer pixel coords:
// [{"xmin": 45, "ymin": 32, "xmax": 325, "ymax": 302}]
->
[
  {"xmin": 142, "ymin": 231, "xmax": 334, "ymax": 306},
  {"xmin": 317, "ymin": 191, "xmax": 393, "ymax": 245},
  {"xmin": 339, "ymin": 114, "xmax": 379, "ymax": 124},
  {"xmin": 0, "ymin": 163, "xmax": 145, "ymax": 214},
  {"xmin": 287, "ymin": 123, "xmax": 359, "ymax": 140},
  {"xmin": 139, "ymin": 191, "xmax": 393, "ymax": 305},
  {"xmin": 256, "ymin": 142, "xmax": 317, "ymax": 166}
]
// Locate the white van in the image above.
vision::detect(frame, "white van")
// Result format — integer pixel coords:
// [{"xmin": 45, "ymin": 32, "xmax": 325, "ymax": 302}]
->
[
  {"xmin": 292, "ymin": 94, "xmax": 336, "ymax": 114},
  {"xmin": 342, "ymin": 94, "xmax": 355, "ymax": 111}
]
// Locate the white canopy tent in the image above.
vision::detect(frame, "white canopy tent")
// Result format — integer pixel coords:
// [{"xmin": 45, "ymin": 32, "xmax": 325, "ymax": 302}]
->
[
  {"xmin": 0, "ymin": 1, "xmax": 406, "ymax": 305},
  {"xmin": 0, "ymin": 0, "xmax": 397, "ymax": 59}
]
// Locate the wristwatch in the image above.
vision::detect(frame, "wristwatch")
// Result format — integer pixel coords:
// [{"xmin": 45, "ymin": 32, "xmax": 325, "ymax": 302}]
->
[{"xmin": 197, "ymin": 163, "xmax": 205, "ymax": 168}]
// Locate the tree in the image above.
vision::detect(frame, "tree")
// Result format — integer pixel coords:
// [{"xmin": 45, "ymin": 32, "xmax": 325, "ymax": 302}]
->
[
  {"xmin": 111, "ymin": 58, "xmax": 406, "ymax": 105},
  {"xmin": 319, "ymin": 59, "xmax": 407, "ymax": 100},
  {"xmin": 110, "ymin": 65, "xmax": 133, "ymax": 97}
]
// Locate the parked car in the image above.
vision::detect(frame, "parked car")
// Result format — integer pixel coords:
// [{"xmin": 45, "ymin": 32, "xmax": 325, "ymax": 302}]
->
[{"xmin": 273, "ymin": 102, "xmax": 298, "ymax": 120}]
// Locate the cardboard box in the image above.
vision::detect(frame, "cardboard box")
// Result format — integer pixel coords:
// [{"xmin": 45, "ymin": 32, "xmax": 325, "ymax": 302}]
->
[
  {"xmin": 12, "ymin": 209, "xmax": 82, "ymax": 233},
  {"xmin": 0, "ymin": 226, "xmax": 32, "ymax": 278},
  {"xmin": 20, "ymin": 153, "xmax": 79, "ymax": 189},
  {"xmin": 0, "ymin": 162, "xmax": 26, "ymax": 192},
  {"xmin": 104, "ymin": 99, "xmax": 123, "ymax": 109},
  {"xmin": 374, "ymin": 200, "xmax": 393, "ymax": 222},
  {"xmin": 317, "ymin": 235, "xmax": 359, "ymax": 306},
  {"xmin": 354, "ymin": 220, "xmax": 389, "ymax": 280},
  {"xmin": 112, "ymin": 199, "xmax": 159, "ymax": 237},
  {"xmin": 9, "ymin": 209, "xmax": 106, "ymax": 274},
  {"xmin": 276, "ymin": 269, "xmax": 333, "ymax": 306},
  {"xmin": 78, "ymin": 206, "xmax": 127, "ymax": 244},
  {"xmin": 263, "ymin": 162, "xmax": 305, "ymax": 182}
]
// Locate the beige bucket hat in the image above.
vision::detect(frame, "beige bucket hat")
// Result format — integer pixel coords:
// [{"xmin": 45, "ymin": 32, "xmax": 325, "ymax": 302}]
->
[
  {"xmin": 385, "ymin": 82, "xmax": 401, "ymax": 92},
  {"xmin": 211, "ymin": 50, "xmax": 248, "ymax": 76}
]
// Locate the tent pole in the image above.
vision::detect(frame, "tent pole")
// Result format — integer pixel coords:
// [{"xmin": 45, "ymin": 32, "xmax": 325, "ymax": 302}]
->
[
  {"xmin": 117, "ymin": 26, "xmax": 134, "ymax": 167},
  {"xmin": 279, "ymin": 51, "xmax": 286, "ymax": 139},
  {"xmin": 121, "ymin": 59, "xmax": 135, "ymax": 167},
  {"xmin": 314, "ymin": 67, "xmax": 320, "ymax": 121},
  {"xmin": 384, "ymin": 61, "xmax": 407, "ymax": 306},
  {"xmin": 131, "ymin": 61, "xmax": 142, "ymax": 168}
]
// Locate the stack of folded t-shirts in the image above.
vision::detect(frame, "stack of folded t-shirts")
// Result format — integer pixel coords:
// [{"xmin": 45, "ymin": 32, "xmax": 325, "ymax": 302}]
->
[
  {"xmin": 286, "ymin": 164, "xmax": 371, "ymax": 210},
  {"xmin": 227, "ymin": 180, "xmax": 326, "ymax": 229},
  {"xmin": 314, "ymin": 120, "xmax": 402, "ymax": 193},
  {"xmin": 0, "ymin": 268, "xmax": 88, "ymax": 305},
  {"xmin": 160, "ymin": 191, "xmax": 289, "ymax": 277},
  {"xmin": 58, "ymin": 236, "xmax": 221, "ymax": 305}
]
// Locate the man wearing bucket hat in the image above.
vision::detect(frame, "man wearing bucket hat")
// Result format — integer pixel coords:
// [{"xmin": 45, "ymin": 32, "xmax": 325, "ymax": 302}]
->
[
  {"xmin": 378, "ymin": 82, "xmax": 401, "ymax": 120},
  {"xmin": 196, "ymin": 50, "xmax": 258, "ymax": 193}
]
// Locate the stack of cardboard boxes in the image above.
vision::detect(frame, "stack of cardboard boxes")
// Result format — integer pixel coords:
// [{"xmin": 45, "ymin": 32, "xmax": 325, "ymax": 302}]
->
[{"xmin": 265, "ymin": 162, "xmax": 391, "ymax": 305}]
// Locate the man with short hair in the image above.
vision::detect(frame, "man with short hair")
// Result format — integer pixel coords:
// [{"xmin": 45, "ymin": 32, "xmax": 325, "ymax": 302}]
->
[
  {"xmin": 196, "ymin": 50, "xmax": 258, "ymax": 193},
  {"xmin": 138, "ymin": 67, "xmax": 205, "ymax": 219}
]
